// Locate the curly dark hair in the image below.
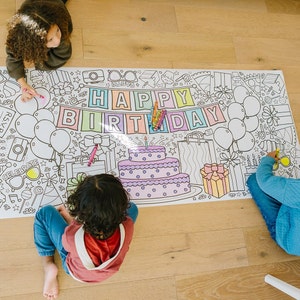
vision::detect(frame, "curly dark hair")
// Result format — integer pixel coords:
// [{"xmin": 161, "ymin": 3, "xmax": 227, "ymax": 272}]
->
[
  {"xmin": 6, "ymin": 0, "xmax": 72, "ymax": 63},
  {"xmin": 66, "ymin": 174, "xmax": 130, "ymax": 240}
]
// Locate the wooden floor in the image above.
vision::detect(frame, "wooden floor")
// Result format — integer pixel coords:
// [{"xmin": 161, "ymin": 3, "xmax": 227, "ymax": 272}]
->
[{"xmin": 1, "ymin": 0, "xmax": 300, "ymax": 299}]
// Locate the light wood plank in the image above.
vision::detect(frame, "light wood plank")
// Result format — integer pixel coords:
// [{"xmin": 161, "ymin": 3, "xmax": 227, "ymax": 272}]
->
[
  {"xmin": 266, "ymin": 0, "xmax": 300, "ymax": 14},
  {"xmin": 0, "ymin": 217, "xmax": 34, "ymax": 251},
  {"xmin": 68, "ymin": 28, "xmax": 84, "ymax": 62},
  {"xmin": 83, "ymin": 31, "xmax": 236, "ymax": 64},
  {"xmin": 0, "ymin": 2, "xmax": 15, "ymax": 24},
  {"xmin": 135, "ymin": 200, "xmax": 264, "ymax": 238},
  {"xmin": 234, "ymin": 37, "xmax": 300, "ymax": 66},
  {"xmin": 244, "ymin": 226, "xmax": 297, "ymax": 265},
  {"xmin": 0, "ymin": 248, "xmax": 43, "ymax": 297},
  {"xmin": 69, "ymin": 1, "xmax": 178, "ymax": 32},
  {"xmin": 176, "ymin": 260, "xmax": 300, "ymax": 300},
  {"xmin": 132, "ymin": 0, "xmax": 267, "ymax": 12},
  {"xmin": 175, "ymin": 6, "xmax": 300, "ymax": 39},
  {"xmin": 117, "ymin": 228, "xmax": 248, "ymax": 281},
  {"xmin": 1, "ymin": 277, "xmax": 177, "ymax": 300},
  {"xmin": 0, "ymin": 26, "xmax": 8, "ymax": 60}
]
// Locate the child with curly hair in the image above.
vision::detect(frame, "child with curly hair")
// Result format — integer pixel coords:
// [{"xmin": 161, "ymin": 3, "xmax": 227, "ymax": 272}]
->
[
  {"xmin": 6, "ymin": 0, "xmax": 72, "ymax": 102},
  {"xmin": 34, "ymin": 174, "xmax": 138, "ymax": 300}
]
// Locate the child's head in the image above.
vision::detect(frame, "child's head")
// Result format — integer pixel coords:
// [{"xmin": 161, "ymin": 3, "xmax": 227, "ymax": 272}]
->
[
  {"xmin": 66, "ymin": 174, "xmax": 130, "ymax": 240},
  {"xmin": 6, "ymin": 1, "xmax": 71, "ymax": 63}
]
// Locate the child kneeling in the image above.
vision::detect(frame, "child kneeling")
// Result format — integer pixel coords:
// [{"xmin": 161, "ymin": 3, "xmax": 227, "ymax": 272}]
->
[
  {"xmin": 34, "ymin": 174, "xmax": 138, "ymax": 299},
  {"xmin": 247, "ymin": 150, "xmax": 300, "ymax": 256}
]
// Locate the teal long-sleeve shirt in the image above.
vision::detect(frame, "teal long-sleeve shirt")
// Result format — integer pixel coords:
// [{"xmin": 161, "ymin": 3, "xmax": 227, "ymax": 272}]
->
[{"xmin": 256, "ymin": 156, "xmax": 300, "ymax": 255}]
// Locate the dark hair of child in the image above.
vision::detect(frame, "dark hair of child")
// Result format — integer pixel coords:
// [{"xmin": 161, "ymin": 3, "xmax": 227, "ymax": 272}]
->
[
  {"xmin": 66, "ymin": 174, "xmax": 130, "ymax": 240},
  {"xmin": 6, "ymin": 1, "xmax": 71, "ymax": 64}
]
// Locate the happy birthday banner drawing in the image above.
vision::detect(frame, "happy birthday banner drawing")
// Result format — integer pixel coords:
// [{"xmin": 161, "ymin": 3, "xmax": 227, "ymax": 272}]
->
[{"xmin": 0, "ymin": 67, "xmax": 299, "ymax": 219}]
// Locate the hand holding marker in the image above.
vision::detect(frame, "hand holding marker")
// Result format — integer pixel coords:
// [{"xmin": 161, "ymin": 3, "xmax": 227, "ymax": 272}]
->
[
  {"xmin": 273, "ymin": 148, "xmax": 290, "ymax": 170},
  {"xmin": 22, "ymin": 88, "xmax": 45, "ymax": 99}
]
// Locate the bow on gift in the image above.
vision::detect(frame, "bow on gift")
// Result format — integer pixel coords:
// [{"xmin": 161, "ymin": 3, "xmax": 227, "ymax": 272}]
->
[
  {"xmin": 67, "ymin": 172, "xmax": 86, "ymax": 194},
  {"xmin": 82, "ymin": 135, "xmax": 115, "ymax": 167},
  {"xmin": 202, "ymin": 163, "xmax": 227, "ymax": 180},
  {"xmin": 214, "ymin": 85, "xmax": 233, "ymax": 100},
  {"xmin": 82, "ymin": 135, "xmax": 113, "ymax": 155},
  {"xmin": 50, "ymin": 82, "xmax": 72, "ymax": 96},
  {"xmin": 220, "ymin": 152, "xmax": 240, "ymax": 168}
]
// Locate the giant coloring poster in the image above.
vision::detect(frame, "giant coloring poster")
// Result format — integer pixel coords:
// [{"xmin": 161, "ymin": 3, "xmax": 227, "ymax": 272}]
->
[{"xmin": 0, "ymin": 67, "xmax": 299, "ymax": 219}]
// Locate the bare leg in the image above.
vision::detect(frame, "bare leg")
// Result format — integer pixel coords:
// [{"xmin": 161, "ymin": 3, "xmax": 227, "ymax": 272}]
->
[{"xmin": 41, "ymin": 256, "xmax": 59, "ymax": 300}]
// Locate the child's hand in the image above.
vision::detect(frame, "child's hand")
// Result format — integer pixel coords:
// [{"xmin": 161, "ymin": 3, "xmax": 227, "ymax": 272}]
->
[
  {"xmin": 267, "ymin": 150, "xmax": 280, "ymax": 161},
  {"xmin": 57, "ymin": 204, "xmax": 74, "ymax": 224},
  {"xmin": 17, "ymin": 78, "xmax": 37, "ymax": 102},
  {"xmin": 21, "ymin": 84, "xmax": 37, "ymax": 102}
]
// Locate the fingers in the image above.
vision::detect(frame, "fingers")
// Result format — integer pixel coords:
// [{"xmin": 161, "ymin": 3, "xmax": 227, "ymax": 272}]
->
[
  {"xmin": 21, "ymin": 86, "xmax": 37, "ymax": 102},
  {"xmin": 56, "ymin": 205, "xmax": 65, "ymax": 213},
  {"xmin": 267, "ymin": 150, "xmax": 279, "ymax": 161},
  {"xmin": 21, "ymin": 90, "xmax": 35, "ymax": 102}
]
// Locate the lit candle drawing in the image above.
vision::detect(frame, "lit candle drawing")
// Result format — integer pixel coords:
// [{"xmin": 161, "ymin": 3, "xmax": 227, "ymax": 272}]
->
[{"xmin": 144, "ymin": 136, "xmax": 148, "ymax": 148}]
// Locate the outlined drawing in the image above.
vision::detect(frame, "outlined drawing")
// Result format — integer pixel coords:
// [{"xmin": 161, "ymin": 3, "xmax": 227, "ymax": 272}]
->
[{"xmin": 0, "ymin": 67, "xmax": 299, "ymax": 219}]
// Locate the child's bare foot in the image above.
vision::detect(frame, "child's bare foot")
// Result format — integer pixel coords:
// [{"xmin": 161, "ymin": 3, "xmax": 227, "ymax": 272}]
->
[{"xmin": 43, "ymin": 258, "xmax": 59, "ymax": 299}]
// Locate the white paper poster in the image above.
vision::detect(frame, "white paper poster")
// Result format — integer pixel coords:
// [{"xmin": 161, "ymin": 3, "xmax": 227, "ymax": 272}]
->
[{"xmin": 0, "ymin": 67, "xmax": 299, "ymax": 218}]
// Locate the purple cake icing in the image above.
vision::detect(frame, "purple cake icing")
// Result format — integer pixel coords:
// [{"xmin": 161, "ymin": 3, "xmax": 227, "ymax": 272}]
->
[
  {"xmin": 128, "ymin": 146, "xmax": 166, "ymax": 162},
  {"xmin": 118, "ymin": 145, "xmax": 191, "ymax": 199}
]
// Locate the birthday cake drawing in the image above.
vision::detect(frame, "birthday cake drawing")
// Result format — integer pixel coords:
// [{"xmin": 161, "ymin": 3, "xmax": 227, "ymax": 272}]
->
[{"xmin": 118, "ymin": 145, "xmax": 191, "ymax": 202}]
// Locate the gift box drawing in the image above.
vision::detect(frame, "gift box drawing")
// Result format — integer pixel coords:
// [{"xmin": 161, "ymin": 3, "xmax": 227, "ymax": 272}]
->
[
  {"xmin": 220, "ymin": 152, "xmax": 244, "ymax": 191},
  {"xmin": 80, "ymin": 134, "xmax": 117, "ymax": 172},
  {"xmin": 200, "ymin": 163, "xmax": 230, "ymax": 198},
  {"xmin": 214, "ymin": 72, "xmax": 233, "ymax": 99},
  {"xmin": 178, "ymin": 131, "xmax": 217, "ymax": 185},
  {"xmin": 48, "ymin": 70, "xmax": 73, "ymax": 96}
]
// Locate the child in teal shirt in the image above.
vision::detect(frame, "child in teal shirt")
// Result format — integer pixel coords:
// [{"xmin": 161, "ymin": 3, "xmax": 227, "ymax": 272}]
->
[{"xmin": 247, "ymin": 150, "xmax": 300, "ymax": 256}]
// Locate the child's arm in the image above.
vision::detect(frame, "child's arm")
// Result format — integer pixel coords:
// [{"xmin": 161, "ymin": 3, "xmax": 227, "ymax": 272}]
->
[
  {"xmin": 256, "ymin": 153, "xmax": 300, "ymax": 209},
  {"xmin": 57, "ymin": 204, "xmax": 74, "ymax": 224},
  {"xmin": 6, "ymin": 47, "xmax": 37, "ymax": 102}
]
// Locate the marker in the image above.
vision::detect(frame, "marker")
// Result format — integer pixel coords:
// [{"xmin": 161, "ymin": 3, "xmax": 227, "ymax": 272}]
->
[
  {"xmin": 273, "ymin": 148, "xmax": 280, "ymax": 170},
  {"xmin": 152, "ymin": 100, "xmax": 158, "ymax": 124},
  {"xmin": 87, "ymin": 144, "xmax": 98, "ymax": 166},
  {"xmin": 265, "ymin": 274, "xmax": 300, "ymax": 299},
  {"xmin": 154, "ymin": 109, "xmax": 167, "ymax": 130},
  {"xmin": 22, "ymin": 88, "xmax": 45, "ymax": 99},
  {"xmin": 148, "ymin": 108, "xmax": 153, "ymax": 127},
  {"xmin": 152, "ymin": 109, "xmax": 162, "ymax": 129}
]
